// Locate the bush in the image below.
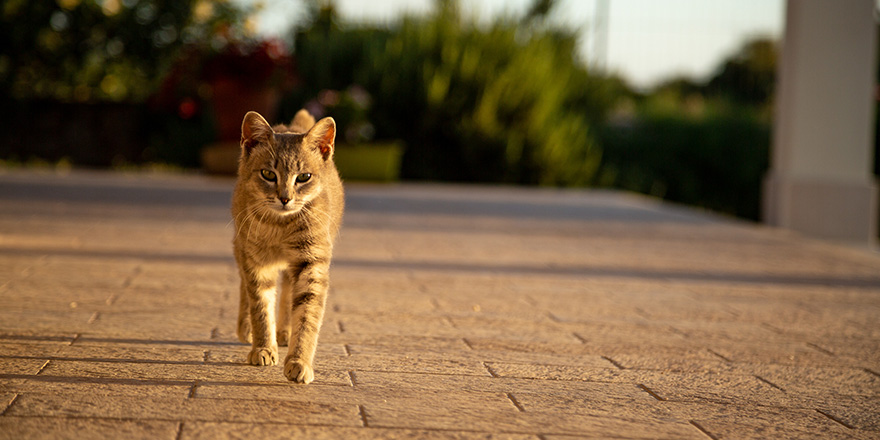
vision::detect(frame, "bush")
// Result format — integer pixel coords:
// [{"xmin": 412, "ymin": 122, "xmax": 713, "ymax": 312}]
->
[
  {"xmin": 597, "ymin": 107, "xmax": 771, "ymax": 220},
  {"xmin": 0, "ymin": 0, "xmax": 252, "ymax": 103},
  {"xmin": 0, "ymin": 0, "xmax": 254, "ymax": 168},
  {"xmin": 371, "ymin": 4, "xmax": 621, "ymax": 185},
  {"xmin": 289, "ymin": 1, "xmax": 619, "ymax": 185}
]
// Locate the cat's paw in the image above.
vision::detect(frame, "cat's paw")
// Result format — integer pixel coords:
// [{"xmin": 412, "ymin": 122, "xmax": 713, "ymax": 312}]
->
[
  {"xmin": 237, "ymin": 320, "xmax": 253, "ymax": 344},
  {"xmin": 247, "ymin": 347, "xmax": 277, "ymax": 366},
  {"xmin": 283, "ymin": 357, "xmax": 315, "ymax": 384},
  {"xmin": 276, "ymin": 329, "xmax": 289, "ymax": 347}
]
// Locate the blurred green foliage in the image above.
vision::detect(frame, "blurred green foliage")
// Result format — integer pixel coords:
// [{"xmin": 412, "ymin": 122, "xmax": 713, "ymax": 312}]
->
[
  {"xmin": 0, "ymin": 0, "xmax": 262, "ymax": 167},
  {"xmin": 705, "ymin": 38, "xmax": 777, "ymax": 107},
  {"xmin": 288, "ymin": 0, "xmax": 623, "ymax": 185},
  {"xmin": 596, "ymin": 38, "xmax": 776, "ymax": 220},
  {"xmin": 288, "ymin": 2, "xmax": 776, "ymax": 219},
  {"xmin": 0, "ymin": 0, "xmax": 252, "ymax": 103},
  {"xmin": 598, "ymin": 105, "xmax": 770, "ymax": 220},
  {"xmin": 1, "ymin": 0, "xmax": 791, "ymax": 223}
]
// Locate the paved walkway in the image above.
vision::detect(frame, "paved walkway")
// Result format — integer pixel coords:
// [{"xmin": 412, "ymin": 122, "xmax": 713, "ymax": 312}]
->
[{"xmin": 0, "ymin": 169, "xmax": 878, "ymax": 439}]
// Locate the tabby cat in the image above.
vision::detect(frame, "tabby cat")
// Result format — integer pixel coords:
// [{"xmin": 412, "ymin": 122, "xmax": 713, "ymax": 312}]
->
[{"xmin": 231, "ymin": 109, "xmax": 344, "ymax": 384}]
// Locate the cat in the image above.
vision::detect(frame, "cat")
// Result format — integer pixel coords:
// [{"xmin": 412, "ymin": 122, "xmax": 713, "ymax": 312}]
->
[{"xmin": 231, "ymin": 109, "xmax": 344, "ymax": 384}]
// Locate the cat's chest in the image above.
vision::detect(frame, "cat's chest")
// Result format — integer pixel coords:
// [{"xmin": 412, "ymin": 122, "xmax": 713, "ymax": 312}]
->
[{"xmin": 243, "ymin": 220, "xmax": 321, "ymax": 261}]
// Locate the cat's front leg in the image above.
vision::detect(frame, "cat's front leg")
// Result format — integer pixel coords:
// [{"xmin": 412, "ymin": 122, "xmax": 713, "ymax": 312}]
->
[
  {"xmin": 276, "ymin": 270, "xmax": 294, "ymax": 346},
  {"xmin": 283, "ymin": 261, "xmax": 329, "ymax": 384},
  {"xmin": 242, "ymin": 270, "xmax": 279, "ymax": 366},
  {"xmin": 236, "ymin": 277, "xmax": 253, "ymax": 344}
]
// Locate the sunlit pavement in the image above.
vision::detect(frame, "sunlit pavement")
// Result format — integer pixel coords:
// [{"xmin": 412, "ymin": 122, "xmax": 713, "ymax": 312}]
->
[{"xmin": 0, "ymin": 169, "xmax": 878, "ymax": 439}]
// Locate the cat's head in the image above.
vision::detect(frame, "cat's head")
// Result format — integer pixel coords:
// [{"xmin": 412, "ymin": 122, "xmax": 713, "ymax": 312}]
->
[{"xmin": 237, "ymin": 110, "xmax": 336, "ymax": 217}]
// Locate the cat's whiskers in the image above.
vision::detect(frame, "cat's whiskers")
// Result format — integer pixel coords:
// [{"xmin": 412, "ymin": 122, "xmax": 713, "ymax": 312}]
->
[
  {"xmin": 302, "ymin": 204, "xmax": 336, "ymax": 234},
  {"xmin": 300, "ymin": 204, "xmax": 339, "ymax": 246},
  {"xmin": 237, "ymin": 202, "xmax": 267, "ymax": 245},
  {"xmin": 232, "ymin": 203, "xmax": 256, "ymax": 236},
  {"xmin": 252, "ymin": 204, "xmax": 274, "ymax": 243}
]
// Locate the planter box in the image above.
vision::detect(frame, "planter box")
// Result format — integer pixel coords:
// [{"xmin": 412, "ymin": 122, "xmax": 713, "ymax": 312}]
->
[
  {"xmin": 201, "ymin": 141, "xmax": 405, "ymax": 181},
  {"xmin": 333, "ymin": 142, "xmax": 404, "ymax": 182},
  {"xmin": 201, "ymin": 141, "xmax": 240, "ymax": 175}
]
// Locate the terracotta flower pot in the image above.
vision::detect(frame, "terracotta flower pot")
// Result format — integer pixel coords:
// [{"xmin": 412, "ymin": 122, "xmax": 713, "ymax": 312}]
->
[
  {"xmin": 210, "ymin": 77, "xmax": 280, "ymax": 141},
  {"xmin": 201, "ymin": 78, "xmax": 280, "ymax": 174}
]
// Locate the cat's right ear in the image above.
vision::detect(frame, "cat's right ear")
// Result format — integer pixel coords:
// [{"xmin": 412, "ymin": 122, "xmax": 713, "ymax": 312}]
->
[
  {"xmin": 290, "ymin": 109, "xmax": 316, "ymax": 133},
  {"xmin": 306, "ymin": 117, "xmax": 336, "ymax": 161},
  {"xmin": 241, "ymin": 111, "xmax": 274, "ymax": 155}
]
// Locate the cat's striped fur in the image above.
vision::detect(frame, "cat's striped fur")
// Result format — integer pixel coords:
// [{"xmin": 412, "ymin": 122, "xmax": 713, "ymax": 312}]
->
[{"xmin": 231, "ymin": 109, "xmax": 344, "ymax": 384}]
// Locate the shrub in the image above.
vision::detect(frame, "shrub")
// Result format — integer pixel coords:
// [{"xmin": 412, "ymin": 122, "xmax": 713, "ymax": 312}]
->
[
  {"xmin": 290, "ymin": 1, "xmax": 619, "ymax": 185},
  {"xmin": 597, "ymin": 107, "xmax": 771, "ymax": 220}
]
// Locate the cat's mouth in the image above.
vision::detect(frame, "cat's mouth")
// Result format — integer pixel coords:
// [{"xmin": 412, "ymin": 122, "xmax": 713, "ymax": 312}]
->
[{"xmin": 271, "ymin": 202, "xmax": 302, "ymax": 216}]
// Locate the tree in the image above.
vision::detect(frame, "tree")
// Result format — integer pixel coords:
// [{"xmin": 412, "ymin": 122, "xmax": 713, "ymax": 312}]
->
[
  {"xmin": 704, "ymin": 38, "xmax": 777, "ymax": 107},
  {"xmin": 0, "ymin": 0, "xmax": 252, "ymax": 103}
]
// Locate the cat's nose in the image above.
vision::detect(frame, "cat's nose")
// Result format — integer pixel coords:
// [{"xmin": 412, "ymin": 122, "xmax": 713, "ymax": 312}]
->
[{"xmin": 279, "ymin": 197, "xmax": 291, "ymax": 206}]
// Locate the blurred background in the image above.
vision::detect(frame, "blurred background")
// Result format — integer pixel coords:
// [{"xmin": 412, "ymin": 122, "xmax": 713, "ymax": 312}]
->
[{"xmin": 0, "ymin": 0, "xmax": 877, "ymax": 228}]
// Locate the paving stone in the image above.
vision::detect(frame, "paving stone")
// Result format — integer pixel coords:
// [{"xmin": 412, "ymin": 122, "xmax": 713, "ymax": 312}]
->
[
  {"xmin": 630, "ymin": 369, "xmax": 792, "ymax": 407},
  {"xmin": 321, "ymin": 334, "xmax": 469, "ymax": 351},
  {"xmin": 812, "ymin": 394, "xmax": 880, "ymax": 431},
  {"xmin": 664, "ymin": 320, "xmax": 793, "ymax": 344},
  {"xmin": 182, "ymin": 423, "xmax": 540, "ymax": 440},
  {"xmin": 684, "ymin": 418, "xmax": 871, "ymax": 440},
  {"xmin": 208, "ymin": 340, "xmax": 485, "ymax": 378},
  {"xmin": 351, "ymin": 370, "xmax": 609, "ymax": 395},
  {"xmin": 8, "ymin": 374, "xmax": 192, "ymax": 399},
  {"xmin": 747, "ymin": 364, "xmax": 880, "ymax": 397},
  {"xmin": 55, "ymin": 342, "xmax": 208, "ymax": 364},
  {"xmin": 708, "ymin": 340, "xmax": 858, "ymax": 367},
  {"xmin": 207, "ymin": 341, "xmax": 347, "ymax": 364},
  {"xmin": 0, "ymin": 392, "xmax": 17, "ymax": 414},
  {"xmin": 39, "ymin": 358, "xmax": 350, "ymax": 386},
  {"xmin": 608, "ymin": 350, "xmax": 737, "ymax": 373},
  {"xmin": 0, "ymin": 308, "xmax": 96, "ymax": 334},
  {"xmin": 341, "ymin": 367, "xmax": 696, "ymax": 431},
  {"xmin": 364, "ymin": 403, "xmax": 703, "ymax": 439},
  {"xmin": 0, "ymin": 358, "xmax": 49, "ymax": 376},
  {"xmin": 71, "ymin": 334, "xmax": 239, "ymax": 351},
  {"xmin": 484, "ymin": 361, "xmax": 622, "ymax": 382},
  {"xmin": 336, "ymin": 352, "xmax": 490, "ymax": 377},
  {"xmin": 2, "ymin": 171, "xmax": 880, "ymax": 439},
  {"xmin": 449, "ymin": 316, "xmax": 583, "ymax": 344},
  {"xmin": 8, "ymin": 260, "xmax": 138, "ymax": 291},
  {"xmin": 813, "ymin": 337, "xmax": 880, "ymax": 366},
  {"xmin": 352, "ymin": 337, "xmax": 603, "ymax": 367},
  {"xmin": 333, "ymin": 313, "xmax": 461, "ymax": 338},
  {"xmin": 8, "ymin": 392, "xmax": 360, "ymax": 426},
  {"xmin": 0, "ymin": 416, "xmax": 179, "ymax": 440},
  {"xmin": 85, "ymin": 310, "xmax": 223, "ymax": 340},
  {"xmin": 0, "ymin": 333, "xmax": 78, "ymax": 345},
  {"xmin": 508, "ymin": 381, "xmax": 676, "ymax": 422},
  {"xmin": 331, "ymin": 273, "xmax": 439, "ymax": 315},
  {"xmin": 194, "ymin": 381, "xmax": 358, "ymax": 405},
  {"xmin": 462, "ymin": 337, "xmax": 595, "ymax": 358},
  {"xmin": 0, "ymin": 341, "xmax": 68, "ymax": 358},
  {"xmin": 197, "ymin": 378, "xmax": 516, "ymax": 426},
  {"xmin": 664, "ymin": 402, "xmax": 861, "ymax": 439}
]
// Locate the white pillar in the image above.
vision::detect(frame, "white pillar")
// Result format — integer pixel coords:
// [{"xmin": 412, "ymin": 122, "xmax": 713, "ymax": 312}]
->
[{"xmin": 764, "ymin": 0, "xmax": 878, "ymax": 246}]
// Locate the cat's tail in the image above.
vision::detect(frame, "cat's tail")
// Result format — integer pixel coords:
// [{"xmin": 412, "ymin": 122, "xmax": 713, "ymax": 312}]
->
[{"xmin": 290, "ymin": 109, "xmax": 316, "ymax": 133}]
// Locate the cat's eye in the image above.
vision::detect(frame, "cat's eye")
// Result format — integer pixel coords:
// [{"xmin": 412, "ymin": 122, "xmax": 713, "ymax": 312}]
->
[
  {"xmin": 295, "ymin": 173, "xmax": 312, "ymax": 183},
  {"xmin": 260, "ymin": 169, "xmax": 277, "ymax": 182}
]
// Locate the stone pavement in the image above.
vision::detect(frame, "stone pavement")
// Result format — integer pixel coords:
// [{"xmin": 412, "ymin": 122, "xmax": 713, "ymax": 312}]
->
[{"xmin": 0, "ymin": 169, "xmax": 878, "ymax": 439}]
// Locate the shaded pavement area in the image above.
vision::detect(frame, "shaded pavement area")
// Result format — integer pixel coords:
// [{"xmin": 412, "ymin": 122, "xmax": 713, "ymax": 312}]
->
[{"xmin": 0, "ymin": 169, "xmax": 878, "ymax": 439}]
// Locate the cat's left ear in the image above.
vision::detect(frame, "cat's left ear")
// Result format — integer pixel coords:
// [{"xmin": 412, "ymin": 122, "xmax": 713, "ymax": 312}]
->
[
  {"xmin": 241, "ymin": 111, "xmax": 274, "ymax": 155},
  {"xmin": 306, "ymin": 117, "xmax": 336, "ymax": 161}
]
